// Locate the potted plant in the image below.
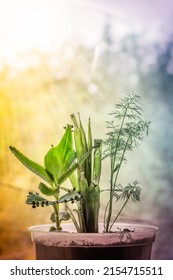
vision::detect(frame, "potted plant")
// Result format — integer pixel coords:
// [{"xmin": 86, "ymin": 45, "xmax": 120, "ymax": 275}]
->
[{"xmin": 10, "ymin": 93, "xmax": 158, "ymax": 260}]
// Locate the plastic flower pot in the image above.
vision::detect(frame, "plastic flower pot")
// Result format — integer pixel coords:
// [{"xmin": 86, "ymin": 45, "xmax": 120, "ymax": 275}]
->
[{"xmin": 29, "ymin": 223, "xmax": 158, "ymax": 260}]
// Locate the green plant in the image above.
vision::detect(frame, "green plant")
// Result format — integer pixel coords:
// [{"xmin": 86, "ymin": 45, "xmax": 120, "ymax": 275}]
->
[
  {"xmin": 103, "ymin": 93, "xmax": 150, "ymax": 232},
  {"xmin": 9, "ymin": 93, "xmax": 150, "ymax": 233}
]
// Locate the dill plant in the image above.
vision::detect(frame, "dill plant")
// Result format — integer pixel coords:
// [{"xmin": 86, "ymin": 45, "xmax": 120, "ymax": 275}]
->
[{"xmin": 103, "ymin": 93, "xmax": 150, "ymax": 232}]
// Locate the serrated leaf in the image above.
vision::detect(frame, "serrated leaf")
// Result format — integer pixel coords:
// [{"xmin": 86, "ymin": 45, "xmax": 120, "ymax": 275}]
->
[
  {"xmin": 26, "ymin": 192, "xmax": 48, "ymax": 204},
  {"xmin": 44, "ymin": 125, "xmax": 76, "ymax": 183},
  {"xmin": 58, "ymin": 191, "xmax": 82, "ymax": 203},
  {"xmin": 38, "ymin": 182, "xmax": 58, "ymax": 196},
  {"xmin": 9, "ymin": 146, "xmax": 53, "ymax": 184}
]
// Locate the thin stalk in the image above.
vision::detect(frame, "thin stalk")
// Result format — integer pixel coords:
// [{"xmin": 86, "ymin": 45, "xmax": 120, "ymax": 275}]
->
[
  {"xmin": 104, "ymin": 103, "xmax": 130, "ymax": 232},
  {"xmin": 65, "ymin": 204, "xmax": 81, "ymax": 233},
  {"xmin": 113, "ymin": 137, "xmax": 130, "ymax": 189},
  {"xmin": 76, "ymin": 200, "xmax": 87, "ymax": 232},
  {"xmin": 105, "ymin": 157, "xmax": 114, "ymax": 232},
  {"xmin": 103, "ymin": 187, "xmax": 123, "ymax": 231},
  {"xmin": 109, "ymin": 197, "xmax": 129, "ymax": 232},
  {"xmin": 111, "ymin": 103, "xmax": 129, "ymax": 175},
  {"xmin": 105, "ymin": 103, "xmax": 129, "ymax": 232},
  {"xmin": 87, "ymin": 117, "xmax": 92, "ymax": 184},
  {"xmin": 103, "ymin": 200, "xmax": 110, "ymax": 232},
  {"xmin": 113, "ymin": 122, "xmax": 139, "ymax": 189},
  {"xmin": 107, "ymin": 131, "xmax": 135, "ymax": 231}
]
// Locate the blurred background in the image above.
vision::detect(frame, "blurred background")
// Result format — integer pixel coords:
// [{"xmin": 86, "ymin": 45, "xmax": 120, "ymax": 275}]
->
[{"xmin": 0, "ymin": 0, "xmax": 173, "ymax": 259}]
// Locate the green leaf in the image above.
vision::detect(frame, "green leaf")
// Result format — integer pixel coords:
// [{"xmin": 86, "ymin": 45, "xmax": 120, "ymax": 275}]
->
[
  {"xmin": 71, "ymin": 114, "xmax": 84, "ymax": 160},
  {"xmin": 93, "ymin": 139, "xmax": 102, "ymax": 185},
  {"xmin": 87, "ymin": 117, "xmax": 92, "ymax": 150},
  {"xmin": 26, "ymin": 192, "xmax": 53, "ymax": 206},
  {"xmin": 50, "ymin": 211, "xmax": 70, "ymax": 223},
  {"xmin": 59, "ymin": 211, "xmax": 70, "ymax": 221},
  {"xmin": 58, "ymin": 162, "xmax": 78, "ymax": 185},
  {"xmin": 9, "ymin": 146, "xmax": 53, "ymax": 184},
  {"xmin": 44, "ymin": 125, "xmax": 76, "ymax": 183},
  {"xmin": 58, "ymin": 148, "xmax": 93, "ymax": 185},
  {"xmin": 58, "ymin": 191, "xmax": 82, "ymax": 203},
  {"xmin": 38, "ymin": 182, "xmax": 58, "ymax": 196},
  {"xmin": 86, "ymin": 183, "xmax": 100, "ymax": 232}
]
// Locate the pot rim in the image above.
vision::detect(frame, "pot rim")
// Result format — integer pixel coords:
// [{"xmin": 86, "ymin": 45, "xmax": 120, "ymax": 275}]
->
[{"xmin": 29, "ymin": 222, "xmax": 159, "ymax": 235}]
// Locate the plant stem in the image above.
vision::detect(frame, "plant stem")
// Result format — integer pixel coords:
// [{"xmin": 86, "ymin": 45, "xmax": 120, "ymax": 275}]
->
[
  {"xmin": 109, "ymin": 197, "xmax": 129, "ymax": 232},
  {"xmin": 107, "ymin": 128, "xmax": 135, "ymax": 232},
  {"xmin": 113, "ymin": 121, "xmax": 140, "ymax": 189},
  {"xmin": 65, "ymin": 204, "xmax": 81, "ymax": 232},
  {"xmin": 105, "ymin": 157, "xmax": 114, "ymax": 232},
  {"xmin": 105, "ymin": 103, "xmax": 129, "ymax": 232},
  {"xmin": 52, "ymin": 204, "xmax": 61, "ymax": 230},
  {"xmin": 77, "ymin": 201, "xmax": 87, "ymax": 232},
  {"xmin": 113, "ymin": 137, "xmax": 130, "ymax": 189}
]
